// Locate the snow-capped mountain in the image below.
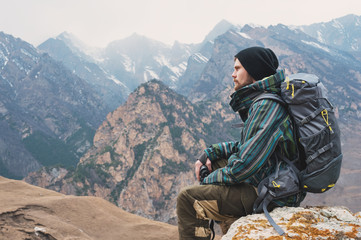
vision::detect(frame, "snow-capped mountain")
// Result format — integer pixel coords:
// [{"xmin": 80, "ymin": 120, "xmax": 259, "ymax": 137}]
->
[
  {"xmin": 100, "ymin": 33, "xmax": 194, "ymax": 91},
  {"xmin": 38, "ymin": 32, "xmax": 129, "ymax": 111},
  {"xmin": 102, "ymin": 20, "xmax": 232, "ymax": 92},
  {"xmin": 55, "ymin": 32, "xmax": 101, "ymax": 63},
  {"xmin": 298, "ymin": 14, "xmax": 361, "ymax": 52},
  {"xmin": 37, "ymin": 20, "xmax": 234, "ymax": 97}
]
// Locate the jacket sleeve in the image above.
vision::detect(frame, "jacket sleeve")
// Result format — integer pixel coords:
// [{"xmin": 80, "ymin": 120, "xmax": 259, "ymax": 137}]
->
[
  {"xmin": 204, "ymin": 141, "xmax": 241, "ymax": 162},
  {"xmin": 202, "ymin": 99, "xmax": 287, "ymax": 185}
]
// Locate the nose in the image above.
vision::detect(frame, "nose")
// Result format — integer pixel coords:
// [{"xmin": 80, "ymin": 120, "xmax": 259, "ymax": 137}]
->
[{"xmin": 232, "ymin": 70, "xmax": 236, "ymax": 79}]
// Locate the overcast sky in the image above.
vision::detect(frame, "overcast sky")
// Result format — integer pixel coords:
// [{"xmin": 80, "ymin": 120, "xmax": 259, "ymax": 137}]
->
[{"xmin": 1, "ymin": 0, "xmax": 361, "ymax": 48}]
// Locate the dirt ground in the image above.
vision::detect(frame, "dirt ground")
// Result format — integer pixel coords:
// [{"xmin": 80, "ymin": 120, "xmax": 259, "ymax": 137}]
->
[{"xmin": 0, "ymin": 176, "xmax": 179, "ymax": 239}]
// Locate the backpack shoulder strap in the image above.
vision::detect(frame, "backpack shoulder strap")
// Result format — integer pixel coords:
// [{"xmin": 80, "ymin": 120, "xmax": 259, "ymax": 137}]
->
[
  {"xmin": 253, "ymin": 93, "xmax": 285, "ymax": 106},
  {"xmin": 255, "ymin": 93, "xmax": 302, "ymax": 169}
]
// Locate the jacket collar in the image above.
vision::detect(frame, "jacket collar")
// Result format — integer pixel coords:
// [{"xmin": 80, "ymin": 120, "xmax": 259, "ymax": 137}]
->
[{"xmin": 229, "ymin": 70, "xmax": 285, "ymax": 119}]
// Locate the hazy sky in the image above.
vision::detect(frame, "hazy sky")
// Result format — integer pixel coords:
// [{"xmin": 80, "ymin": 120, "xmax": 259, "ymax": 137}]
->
[{"xmin": 1, "ymin": 0, "xmax": 361, "ymax": 48}]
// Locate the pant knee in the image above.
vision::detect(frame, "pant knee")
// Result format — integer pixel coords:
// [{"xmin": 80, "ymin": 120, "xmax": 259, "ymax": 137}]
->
[
  {"xmin": 177, "ymin": 187, "xmax": 186, "ymax": 205},
  {"xmin": 177, "ymin": 187, "xmax": 192, "ymax": 213}
]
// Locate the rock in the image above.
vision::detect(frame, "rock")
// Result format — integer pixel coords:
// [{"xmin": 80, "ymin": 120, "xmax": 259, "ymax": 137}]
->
[{"xmin": 222, "ymin": 206, "xmax": 361, "ymax": 240}]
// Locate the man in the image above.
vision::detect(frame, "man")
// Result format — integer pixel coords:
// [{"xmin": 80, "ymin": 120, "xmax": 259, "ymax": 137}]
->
[{"xmin": 177, "ymin": 46, "xmax": 305, "ymax": 239}]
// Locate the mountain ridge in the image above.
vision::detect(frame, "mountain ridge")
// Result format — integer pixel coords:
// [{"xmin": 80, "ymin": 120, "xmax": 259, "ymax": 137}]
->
[
  {"xmin": 299, "ymin": 14, "xmax": 361, "ymax": 52},
  {"xmin": 0, "ymin": 31, "xmax": 109, "ymax": 178},
  {"xmin": 38, "ymin": 35, "xmax": 129, "ymax": 111}
]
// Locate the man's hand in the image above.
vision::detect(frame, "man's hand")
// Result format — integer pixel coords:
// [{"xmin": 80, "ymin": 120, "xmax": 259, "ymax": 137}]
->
[{"xmin": 195, "ymin": 157, "xmax": 212, "ymax": 182}]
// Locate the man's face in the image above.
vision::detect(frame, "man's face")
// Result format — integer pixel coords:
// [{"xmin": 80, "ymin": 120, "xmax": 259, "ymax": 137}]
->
[{"xmin": 232, "ymin": 58, "xmax": 255, "ymax": 91}]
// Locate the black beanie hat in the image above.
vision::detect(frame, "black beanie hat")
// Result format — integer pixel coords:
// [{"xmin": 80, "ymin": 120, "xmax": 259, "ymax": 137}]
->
[{"xmin": 235, "ymin": 47, "xmax": 279, "ymax": 80}]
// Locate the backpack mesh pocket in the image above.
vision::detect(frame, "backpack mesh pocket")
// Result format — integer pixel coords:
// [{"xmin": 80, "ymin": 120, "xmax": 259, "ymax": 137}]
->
[{"xmin": 300, "ymin": 154, "xmax": 342, "ymax": 193}]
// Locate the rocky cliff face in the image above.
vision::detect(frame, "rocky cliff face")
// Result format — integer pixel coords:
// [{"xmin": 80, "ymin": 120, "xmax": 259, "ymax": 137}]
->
[
  {"xmin": 222, "ymin": 206, "xmax": 361, "ymax": 240},
  {"xmin": 82, "ymin": 80, "xmax": 208, "ymax": 223}
]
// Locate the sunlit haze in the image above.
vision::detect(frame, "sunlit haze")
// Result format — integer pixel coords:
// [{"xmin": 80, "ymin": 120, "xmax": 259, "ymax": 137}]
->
[{"xmin": 1, "ymin": 0, "xmax": 361, "ymax": 47}]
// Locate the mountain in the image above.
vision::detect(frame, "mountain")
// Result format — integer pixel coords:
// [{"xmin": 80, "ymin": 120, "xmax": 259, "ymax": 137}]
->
[
  {"xmin": 0, "ymin": 32, "xmax": 109, "ymax": 178},
  {"xmin": 203, "ymin": 19, "xmax": 234, "ymax": 44},
  {"xmin": 97, "ymin": 20, "xmax": 233, "ymax": 94},
  {"xmin": 24, "ymin": 79, "xmax": 241, "ymax": 224},
  {"xmin": 38, "ymin": 32, "xmax": 129, "ymax": 111},
  {"xmin": 298, "ymin": 14, "xmax": 361, "ymax": 53},
  {"xmin": 36, "ymin": 20, "xmax": 235, "ymax": 99},
  {"xmin": 0, "ymin": 19, "xmax": 247, "ymax": 180},
  {"xmin": 98, "ymin": 34, "xmax": 192, "ymax": 93},
  {"xmin": 0, "ymin": 176, "xmax": 179, "ymax": 240},
  {"xmin": 188, "ymin": 23, "xmax": 361, "ymax": 121},
  {"xmin": 99, "ymin": 33, "xmax": 191, "ymax": 91}
]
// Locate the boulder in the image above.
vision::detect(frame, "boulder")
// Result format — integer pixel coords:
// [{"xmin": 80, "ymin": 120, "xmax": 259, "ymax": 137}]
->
[{"xmin": 222, "ymin": 206, "xmax": 361, "ymax": 239}]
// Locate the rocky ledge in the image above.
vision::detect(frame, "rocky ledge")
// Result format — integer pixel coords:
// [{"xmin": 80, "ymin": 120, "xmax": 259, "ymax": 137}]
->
[{"xmin": 222, "ymin": 206, "xmax": 361, "ymax": 240}]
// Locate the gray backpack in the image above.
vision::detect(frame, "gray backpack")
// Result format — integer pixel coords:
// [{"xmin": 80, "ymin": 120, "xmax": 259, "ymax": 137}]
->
[{"xmin": 253, "ymin": 73, "xmax": 343, "ymax": 235}]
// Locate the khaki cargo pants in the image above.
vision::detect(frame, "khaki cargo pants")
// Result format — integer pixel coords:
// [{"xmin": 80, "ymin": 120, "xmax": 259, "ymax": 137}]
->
[{"xmin": 176, "ymin": 159, "xmax": 258, "ymax": 240}]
